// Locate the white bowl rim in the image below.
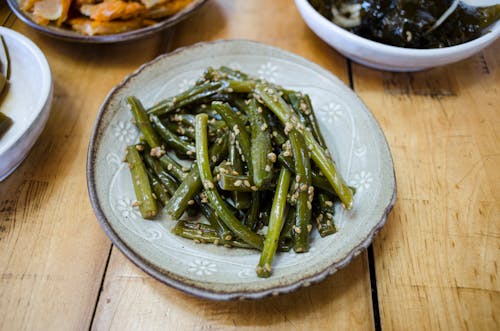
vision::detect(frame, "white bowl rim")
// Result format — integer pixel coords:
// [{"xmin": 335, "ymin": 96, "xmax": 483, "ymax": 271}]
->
[
  {"xmin": 295, "ymin": 0, "xmax": 500, "ymax": 58},
  {"xmin": 0, "ymin": 27, "xmax": 52, "ymax": 155}
]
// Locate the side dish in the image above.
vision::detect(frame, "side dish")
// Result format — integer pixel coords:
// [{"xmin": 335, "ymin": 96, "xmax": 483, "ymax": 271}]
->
[
  {"xmin": 124, "ymin": 67, "xmax": 354, "ymax": 278},
  {"xmin": 0, "ymin": 35, "xmax": 12, "ymax": 139},
  {"xmin": 309, "ymin": 0, "xmax": 500, "ymax": 48},
  {"xmin": 18, "ymin": 0, "xmax": 193, "ymax": 35}
]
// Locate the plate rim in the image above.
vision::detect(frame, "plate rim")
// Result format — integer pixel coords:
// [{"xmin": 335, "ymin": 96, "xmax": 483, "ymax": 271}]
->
[
  {"xmin": 87, "ymin": 39, "xmax": 397, "ymax": 300},
  {"xmin": 6, "ymin": 0, "xmax": 208, "ymax": 44}
]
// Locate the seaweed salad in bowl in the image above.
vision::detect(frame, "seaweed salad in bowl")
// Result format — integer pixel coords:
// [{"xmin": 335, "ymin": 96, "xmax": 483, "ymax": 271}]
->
[{"xmin": 309, "ymin": 0, "xmax": 500, "ymax": 48}]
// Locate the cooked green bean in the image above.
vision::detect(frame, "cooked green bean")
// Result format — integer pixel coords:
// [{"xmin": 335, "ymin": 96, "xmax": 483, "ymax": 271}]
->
[
  {"xmin": 289, "ymin": 130, "xmax": 312, "ymax": 253},
  {"xmin": 288, "ymin": 91, "xmax": 334, "ymax": 235},
  {"xmin": 195, "ymin": 113, "xmax": 263, "ymax": 250},
  {"xmin": 146, "ymin": 170, "xmax": 170, "ymax": 206},
  {"xmin": 287, "ymin": 92, "xmax": 327, "ymax": 149},
  {"xmin": 126, "ymin": 96, "xmax": 162, "ymax": 150},
  {"xmin": 317, "ymin": 192, "xmax": 335, "ymax": 214},
  {"xmin": 172, "ymin": 220, "xmax": 253, "ymax": 249},
  {"xmin": 315, "ymin": 190, "xmax": 333, "ymax": 233},
  {"xmin": 199, "ymin": 67, "xmax": 257, "ymax": 93},
  {"xmin": 228, "ymin": 142, "xmax": 252, "ymax": 208},
  {"xmin": 245, "ymin": 192, "xmax": 261, "ymax": 231},
  {"xmin": 256, "ymin": 167, "xmax": 291, "ymax": 277},
  {"xmin": 285, "ymin": 92, "xmax": 309, "ymax": 127},
  {"xmin": 227, "ymin": 80, "xmax": 257, "ymax": 93},
  {"xmin": 218, "ymin": 171, "xmax": 254, "ymax": 192},
  {"xmin": 158, "ymin": 153, "xmax": 187, "ymax": 181},
  {"xmin": 254, "ymin": 84, "xmax": 353, "ymax": 209},
  {"xmin": 288, "ymin": 92, "xmax": 331, "ymax": 225},
  {"xmin": 165, "ymin": 122, "xmax": 196, "ymax": 141},
  {"xmin": 211, "ymin": 102, "xmax": 252, "ymax": 172},
  {"xmin": 143, "ymin": 152, "xmax": 179, "ymax": 196},
  {"xmin": 313, "ymin": 192, "xmax": 337, "ymax": 237},
  {"xmin": 198, "ymin": 66, "xmax": 218, "ymax": 83},
  {"xmin": 172, "ymin": 220, "xmax": 220, "ymax": 244},
  {"xmin": 126, "ymin": 145, "xmax": 158, "ymax": 219},
  {"xmin": 218, "ymin": 66, "xmax": 251, "ymax": 80},
  {"xmin": 194, "ymin": 195, "xmax": 232, "ymax": 241},
  {"xmin": 304, "ymin": 94, "xmax": 327, "ymax": 148},
  {"xmin": 270, "ymin": 125, "xmax": 287, "ymax": 146},
  {"xmin": 245, "ymin": 98, "xmax": 274, "ymax": 187},
  {"xmin": 150, "ymin": 115, "xmax": 195, "ymax": 157},
  {"xmin": 164, "ymin": 134, "xmax": 228, "ymax": 219},
  {"xmin": 169, "ymin": 113, "xmax": 196, "ymax": 126},
  {"xmin": 164, "ymin": 166, "xmax": 201, "ymax": 220},
  {"xmin": 200, "ymin": 93, "xmax": 236, "ymax": 105},
  {"xmin": 314, "ymin": 210, "xmax": 337, "ymax": 237},
  {"xmin": 257, "ymin": 191, "xmax": 274, "ymax": 227},
  {"xmin": 278, "ymin": 153, "xmax": 336, "ymax": 196},
  {"xmin": 148, "ymin": 81, "xmax": 228, "ymax": 115},
  {"xmin": 279, "ymin": 206, "xmax": 295, "ymax": 252}
]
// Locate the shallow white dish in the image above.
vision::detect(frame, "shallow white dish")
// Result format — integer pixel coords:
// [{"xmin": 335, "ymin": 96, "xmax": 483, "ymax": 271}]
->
[
  {"xmin": 87, "ymin": 40, "xmax": 396, "ymax": 300},
  {"xmin": 295, "ymin": 0, "xmax": 500, "ymax": 71},
  {"xmin": 0, "ymin": 27, "xmax": 52, "ymax": 181}
]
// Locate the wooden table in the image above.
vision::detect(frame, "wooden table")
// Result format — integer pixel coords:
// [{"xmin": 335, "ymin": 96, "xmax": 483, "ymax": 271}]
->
[{"xmin": 0, "ymin": 1, "xmax": 498, "ymax": 330}]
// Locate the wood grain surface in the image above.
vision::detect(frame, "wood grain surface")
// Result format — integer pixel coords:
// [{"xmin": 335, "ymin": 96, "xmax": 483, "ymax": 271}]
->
[
  {"xmin": 0, "ymin": 0, "xmax": 498, "ymax": 330},
  {"xmin": 0, "ymin": 9, "xmax": 166, "ymax": 329},
  {"xmin": 352, "ymin": 43, "xmax": 500, "ymax": 331}
]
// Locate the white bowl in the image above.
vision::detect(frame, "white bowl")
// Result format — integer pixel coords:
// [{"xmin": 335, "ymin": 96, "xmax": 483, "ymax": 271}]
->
[
  {"xmin": 0, "ymin": 27, "xmax": 52, "ymax": 181},
  {"xmin": 295, "ymin": 0, "xmax": 500, "ymax": 71}
]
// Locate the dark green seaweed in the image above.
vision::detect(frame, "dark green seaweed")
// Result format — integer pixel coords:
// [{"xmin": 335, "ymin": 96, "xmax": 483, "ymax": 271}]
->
[{"xmin": 309, "ymin": 1, "xmax": 500, "ymax": 48}]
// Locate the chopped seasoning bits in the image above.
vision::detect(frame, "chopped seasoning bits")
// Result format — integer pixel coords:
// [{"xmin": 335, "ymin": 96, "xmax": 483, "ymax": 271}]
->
[{"xmin": 150, "ymin": 146, "xmax": 165, "ymax": 157}]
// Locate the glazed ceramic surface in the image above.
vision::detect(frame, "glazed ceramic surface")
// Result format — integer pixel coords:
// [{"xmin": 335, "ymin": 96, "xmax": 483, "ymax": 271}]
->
[
  {"xmin": 87, "ymin": 40, "xmax": 396, "ymax": 300},
  {"xmin": 0, "ymin": 27, "xmax": 52, "ymax": 181},
  {"xmin": 295, "ymin": 0, "xmax": 500, "ymax": 71},
  {"xmin": 6, "ymin": 0, "xmax": 207, "ymax": 43}
]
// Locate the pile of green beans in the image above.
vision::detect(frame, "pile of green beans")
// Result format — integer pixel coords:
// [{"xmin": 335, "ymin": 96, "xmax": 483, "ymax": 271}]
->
[{"xmin": 124, "ymin": 66, "xmax": 354, "ymax": 278}]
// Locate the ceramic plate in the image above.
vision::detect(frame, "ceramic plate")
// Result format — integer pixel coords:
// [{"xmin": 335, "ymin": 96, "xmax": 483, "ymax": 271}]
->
[
  {"xmin": 7, "ymin": 0, "xmax": 207, "ymax": 43},
  {"xmin": 87, "ymin": 40, "xmax": 396, "ymax": 300}
]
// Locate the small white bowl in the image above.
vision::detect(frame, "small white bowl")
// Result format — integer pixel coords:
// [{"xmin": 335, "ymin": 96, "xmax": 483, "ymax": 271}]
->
[
  {"xmin": 295, "ymin": 0, "xmax": 500, "ymax": 71},
  {"xmin": 0, "ymin": 27, "xmax": 52, "ymax": 181}
]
